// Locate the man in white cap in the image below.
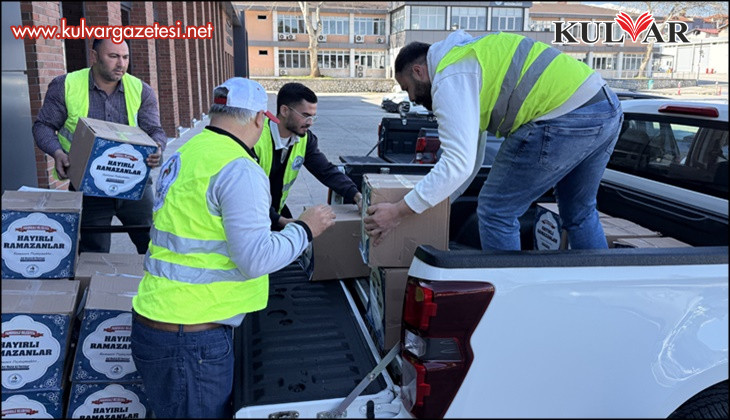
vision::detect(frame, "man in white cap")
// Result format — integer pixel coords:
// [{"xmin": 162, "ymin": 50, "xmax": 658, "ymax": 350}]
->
[{"xmin": 130, "ymin": 77, "xmax": 336, "ymax": 418}]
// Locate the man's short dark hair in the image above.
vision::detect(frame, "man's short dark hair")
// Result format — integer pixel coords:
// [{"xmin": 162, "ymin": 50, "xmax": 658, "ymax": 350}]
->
[
  {"xmin": 277, "ymin": 82, "xmax": 318, "ymax": 113},
  {"xmin": 394, "ymin": 42, "xmax": 431, "ymax": 74},
  {"xmin": 92, "ymin": 39, "xmax": 128, "ymax": 51}
]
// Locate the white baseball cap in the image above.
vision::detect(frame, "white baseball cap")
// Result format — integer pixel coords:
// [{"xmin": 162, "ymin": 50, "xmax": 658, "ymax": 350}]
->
[{"xmin": 213, "ymin": 77, "xmax": 280, "ymax": 124}]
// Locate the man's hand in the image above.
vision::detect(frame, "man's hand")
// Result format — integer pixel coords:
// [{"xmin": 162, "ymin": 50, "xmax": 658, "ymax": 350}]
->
[
  {"xmin": 354, "ymin": 192, "xmax": 363, "ymax": 212},
  {"xmin": 298, "ymin": 204, "xmax": 336, "ymax": 238},
  {"xmin": 52, "ymin": 149, "xmax": 70, "ymax": 179},
  {"xmin": 146, "ymin": 146, "xmax": 162, "ymax": 168},
  {"xmin": 363, "ymin": 200, "xmax": 414, "ymax": 246}
]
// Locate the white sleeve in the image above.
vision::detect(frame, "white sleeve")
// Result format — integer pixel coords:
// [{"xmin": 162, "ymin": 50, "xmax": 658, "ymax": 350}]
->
[
  {"xmin": 209, "ymin": 158, "xmax": 309, "ymax": 279},
  {"xmin": 404, "ymin": 63, "xmax": 482, "ymax": 213}
]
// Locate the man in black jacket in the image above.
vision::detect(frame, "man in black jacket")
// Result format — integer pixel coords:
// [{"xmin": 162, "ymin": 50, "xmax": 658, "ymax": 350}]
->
[{"xmin": 255, "ymin": 83, "xmax": 361, "ymax": 230}]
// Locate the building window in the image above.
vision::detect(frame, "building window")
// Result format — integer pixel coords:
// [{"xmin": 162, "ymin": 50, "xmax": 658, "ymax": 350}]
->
[
  {"xmin": 354, "ymin": 51, "xmax": 385, "ymax": 69},
  {"xmin": 623, "ymin": 54, "xmax": 643, "ymax": 70},
  {"xmin": 355, "ymin": 17, "xmax": 385, "ymax": 35},
  {"xmin": 529, "ymin": 19, "xmax": 553, "ymax": 32},
  {"xmin": 391, "ymin": 7, "xmax": 405, "ymax": 33},
  {"xmin": 410, "ymin": 6, "xmax": 446, "ymax": 30},
  {"xmin": 322, "ymin": 17, "xmax": 349, "ymax": 35},
  {"xmin": 279, "ymin": 49, "xmax": 309, "ymax": 68},
  {"xmin": 278, "ymin": 14, "xmax": 306, "ymax": 34},
  {"xmin": 318, "ymin": 50, "xmax": 350, "ymax": 69},
  {"xmin": 491, "ymin": 7, "xmax": 522, "ymax": 31},
  {"xmin": 258, "ymin": 50, "xmax": 268, "ymax": 55},
  {"xmin": 257, "ymin": 15, "xmax": 267, "ymax": 20},
  {"xmin": 450, "ymin": 7, "xmax": 486, "ymax": 31}
]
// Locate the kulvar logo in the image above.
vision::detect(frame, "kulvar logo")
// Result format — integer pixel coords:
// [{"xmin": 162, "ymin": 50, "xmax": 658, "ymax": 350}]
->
[{"xmin": 553, "ymin": 12, "xmax": 690, "ymax": 45}]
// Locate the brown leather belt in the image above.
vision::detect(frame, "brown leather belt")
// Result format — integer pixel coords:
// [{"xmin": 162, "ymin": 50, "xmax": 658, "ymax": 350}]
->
[{"xmin": 132, "ymin": 311, "xmax": 222, "ymax": 333}]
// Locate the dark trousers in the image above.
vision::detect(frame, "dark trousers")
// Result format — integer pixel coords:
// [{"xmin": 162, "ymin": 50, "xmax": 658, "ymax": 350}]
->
[{"xmin": 71, "ymin": 179, "xmax": 153, "ymax": 254}]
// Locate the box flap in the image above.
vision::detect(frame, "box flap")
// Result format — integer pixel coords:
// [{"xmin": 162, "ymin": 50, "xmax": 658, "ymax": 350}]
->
[
  {"xmin": 77, "ymin": 117, "xmax": 157, "ymax": 147},
  {"xmin": 2, "ymin": 190, "xmax": 83, "ymax": 212},
  {"xmin": 2, "ymin": 279, "xmax": 79, "ymax": 314},
  {"xmin": 75, "ymin": 253, "xmax": 145, "ymax": 278}
]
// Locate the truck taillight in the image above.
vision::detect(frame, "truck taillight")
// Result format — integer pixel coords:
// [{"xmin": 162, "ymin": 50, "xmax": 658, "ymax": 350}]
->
[
  {"xmin": 415, "ymin": 136, "xmax": 427, "ymax": 153},
  {"xmin": 401, "ymin": 278, "xmax": 494, "ymax": 418}
]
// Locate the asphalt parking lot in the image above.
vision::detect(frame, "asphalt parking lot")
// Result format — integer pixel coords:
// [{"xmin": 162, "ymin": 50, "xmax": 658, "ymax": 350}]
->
[{"xmin": 110, "ymin": 92, "xmax": 388, "ymax": 253}]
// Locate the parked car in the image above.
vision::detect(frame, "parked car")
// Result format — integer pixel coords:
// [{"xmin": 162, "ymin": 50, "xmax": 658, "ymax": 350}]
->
[{"xmin": 381, "ymin": 90, "xmax": 428, "ymax": 114}]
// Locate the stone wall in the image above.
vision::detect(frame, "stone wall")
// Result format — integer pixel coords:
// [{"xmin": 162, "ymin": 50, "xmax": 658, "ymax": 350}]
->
[
  {"xmin": 252, "ymin": 77, "xmax": 397, "ymax": 93},
  {"xmin": 606, "ymin": 78, "xmax": 697, "ymax": 91}
]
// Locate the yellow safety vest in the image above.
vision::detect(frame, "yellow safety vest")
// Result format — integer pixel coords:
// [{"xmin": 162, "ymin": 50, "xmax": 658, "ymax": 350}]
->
[
  {"xmin": 55, "ymin": 68, "xmax": 142, "ymax": 180},
  {"xmin": 133, "ymin": 129, "xmax": 268, "ymax": 324},
  {"xmin": 436, "ymin": 32, "xmax": 595, "ymax": 138},
  {"xmin": 58, "ymin": 68, "xmax": 142, "ymax": 152},
  {"xmin": 254, "ymin": 118, "xmax": 308, "ymax": 212}
]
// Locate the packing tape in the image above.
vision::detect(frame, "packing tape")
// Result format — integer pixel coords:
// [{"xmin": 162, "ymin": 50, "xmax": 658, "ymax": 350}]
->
[{"xmin": 394, "ymin": 175, "xmax": 414, "ymax": 189}]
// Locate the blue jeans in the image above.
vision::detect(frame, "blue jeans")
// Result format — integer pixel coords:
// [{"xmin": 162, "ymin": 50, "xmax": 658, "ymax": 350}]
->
[
  {"xmin": 71, "ymin": 178, "xmax": 154, "ymax": 254},
  {"xmin": 130, "ymin": 318, "xmax": 234, "ymax": 418},
  {"xmin": 478, "ymin": 86, "xmax": 624, "ymax": 250}
]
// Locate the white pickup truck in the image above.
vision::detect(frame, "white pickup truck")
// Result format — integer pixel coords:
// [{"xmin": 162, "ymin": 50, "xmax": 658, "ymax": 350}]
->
[{"xmin": 232, "ymin": 99, "xmax": 728, "ymax": 418}]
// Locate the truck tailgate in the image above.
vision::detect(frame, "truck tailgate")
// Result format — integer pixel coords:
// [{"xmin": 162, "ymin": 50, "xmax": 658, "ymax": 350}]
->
[{"xmin": 233, "ymin": 262, "xmax": 405, "ymax": 418}]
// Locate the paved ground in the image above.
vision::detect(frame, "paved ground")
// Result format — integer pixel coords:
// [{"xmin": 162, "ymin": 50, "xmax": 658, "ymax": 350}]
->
[{"xmin": 110, "ymin": 92, "xmax": 387, "ymax": 253}]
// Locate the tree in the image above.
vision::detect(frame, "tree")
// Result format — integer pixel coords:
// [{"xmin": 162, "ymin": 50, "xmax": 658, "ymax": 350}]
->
[
  {"xmin": 617, "ymin": 2, "xmax": 725, "ymax": 77},
  {"xmin": 298, "ymin": 1, "xmax": 325, "ymax": 77}
]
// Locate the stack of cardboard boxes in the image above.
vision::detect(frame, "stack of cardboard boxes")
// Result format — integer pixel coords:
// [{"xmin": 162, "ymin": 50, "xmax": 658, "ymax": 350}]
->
[
  {"xmin": 1, "ymin": 280, "xmax": 80, "ymax": 418},
  {"xmin": 533, "ymin": 202, "xmax": 690, "ymax": 249},
  {"xmin": 358, "ymin": 174, "xmax": 450, "ymax": 355},
  {"xmin": 67, "ymin": 274, "xmax": 150, "ymax": 418}
]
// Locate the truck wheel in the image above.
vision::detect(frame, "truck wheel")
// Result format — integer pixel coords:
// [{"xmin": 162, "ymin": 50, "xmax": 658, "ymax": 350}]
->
[{"xmin": 668, "ymin": 381, "xmax": 728, "ymax": 419}]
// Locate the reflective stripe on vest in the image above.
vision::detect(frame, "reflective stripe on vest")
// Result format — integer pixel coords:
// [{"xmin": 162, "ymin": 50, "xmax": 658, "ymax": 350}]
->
[
  {"xmin": 132, "ymin": 129, "xmax": 268, "ymax": 324},
  {"xmin": 436, "ymin": 32, "xmax": 594, "ymax": 137},
  {"xmin": 254, "ymin": 118, "xmax": 308, "ymax": 212}
]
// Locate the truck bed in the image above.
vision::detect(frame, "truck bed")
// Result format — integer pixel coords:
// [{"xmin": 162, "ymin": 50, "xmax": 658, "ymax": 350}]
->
[{"xmin": 232, "ymin": 262, "xmax": 388, "ymax": 414}]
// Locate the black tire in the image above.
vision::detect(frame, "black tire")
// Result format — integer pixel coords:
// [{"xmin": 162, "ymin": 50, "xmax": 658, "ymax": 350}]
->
[{"xmin": 668, "ymin": 381, "xmax": 728, "ymax": 419}]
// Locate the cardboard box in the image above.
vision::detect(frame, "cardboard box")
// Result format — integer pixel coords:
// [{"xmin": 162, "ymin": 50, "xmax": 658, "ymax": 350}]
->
[
  {"xmin": 360, "ymin": 174, "xmax": 449, "ymax": 267},
  {"xmin": 365, "ymin": 267, "xmax": 409, "ymax": 354},
  {"xmin": 613, "ymin": 236, "xmax": 691, "ymax": 248},
  {"xmin": 71, "ymin": 275, "xmax": 141, "ymax": 383},
  {"xmin": 74, "ymin": 253, "xmax": 145, "ymax": 295},
  {"xmin": 601, "ymin": 217, "xmax": 661, "ymax": 247},
  {"xmin": 312, "ymin": 205, "xmax": 371, "ymax": 281},
  {"xmin": 2, "ymin": 280, "xmax": 79, "ymax": 392},
  {"xmin": 1, "ymin": 390, "xmax": 65, "ymax": 418},
  {"xmin": 534, "ymin": 203, "xmax": 657, "ymax": 250},
  {"xmin": 2, "ymin": 190, "xmax": 82, "ymax": 279},
  {"xmin": 68, "ymin": 117, "xmax": 157, "ymax": 200},
  {"xmin": 67, "ymin": 382, "xmax": 149, "ymax": 419}
]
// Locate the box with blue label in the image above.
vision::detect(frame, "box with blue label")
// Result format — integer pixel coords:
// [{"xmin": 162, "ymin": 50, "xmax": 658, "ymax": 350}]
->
[
  {"xmin": 67, "ymin": 117, "xmax": 157, "ymax": 200},
  {"xmin": 1, "ymin": 390, "xmax": 65, "ymax": 418},
  {"xmin": 72, "ymin": 274, "xmax": 141, "ymax": 383},
  {"xmin": 66, "ymin": 382, "xmax": 149, "ymax": 419},
  {"xmin": 2, "ymin": 190, "xmax": 82, "ymax": 279},
  {"xmin": 1, "ymin": 280, "xmax": 79, "ymax": 393},
  {"xmin": 365, "ymin": 267, "xmax": 409, "ymax": 354}
]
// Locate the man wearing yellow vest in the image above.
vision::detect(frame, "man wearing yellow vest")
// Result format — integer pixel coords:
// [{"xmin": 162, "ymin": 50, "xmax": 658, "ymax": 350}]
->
[
  {"xmin": 254, "ymin": 82, "xmax": 362, "ymax": 231},
  {"xmin": 33, "ymin": 38, "xmax": 165, "ymax": 254},
  {"xmin": 130, "ymin": 77, "xmax": 335, "ymax": 418},
  {"xmin": 364, "ymin": 30, "xmax": 623, "ymax": 251}
]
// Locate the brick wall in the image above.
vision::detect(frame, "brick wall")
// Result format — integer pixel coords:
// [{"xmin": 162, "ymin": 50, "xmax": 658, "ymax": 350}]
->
[
  {"xmin": 129, "ymin": 2, "xmax": 157, "ymax": 93},
  {"xmin": 21, "ymin": 2, "xmax": 68, "ymax": 189},
  {"xmin": 154, "ymin": 1, "xmax": 179, "ymax": 137}
]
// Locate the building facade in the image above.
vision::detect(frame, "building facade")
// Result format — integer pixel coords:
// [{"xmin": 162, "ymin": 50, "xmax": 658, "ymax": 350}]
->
[
  {"xmin": 236, "ymin": 2, "xmax": 390, "ymax": 79},
  {"xmin": 235, "ymin": 1, "xmax": 670, "ymax": 80}
]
